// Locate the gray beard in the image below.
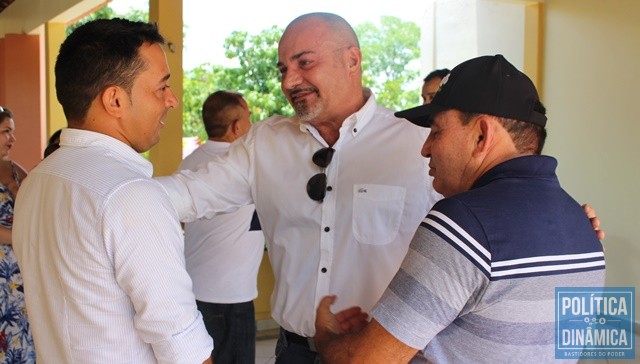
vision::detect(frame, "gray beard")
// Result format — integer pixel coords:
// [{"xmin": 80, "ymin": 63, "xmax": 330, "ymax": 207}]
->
[{"xmin": 294, "ymin": 100, "xmax": 322, "ymax": 123}]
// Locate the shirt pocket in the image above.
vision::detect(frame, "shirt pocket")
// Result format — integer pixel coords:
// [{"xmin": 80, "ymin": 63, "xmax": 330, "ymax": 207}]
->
[{"xmin": 352, "ymin": 184, "xmax": 406, "ymax": 245}]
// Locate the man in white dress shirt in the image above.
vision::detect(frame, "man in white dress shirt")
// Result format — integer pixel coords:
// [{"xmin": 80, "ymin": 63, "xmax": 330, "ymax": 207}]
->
[
  {"xmin": 157, "ymin": 12, "xmax": 441, "ymax": 363},
  {"xmin": 179, "ymin": 90, "xmax": 264, "ymax": 364},
  {"xmin": 13, "ymin": 19, "xmax": 212, "ymax": 364}
]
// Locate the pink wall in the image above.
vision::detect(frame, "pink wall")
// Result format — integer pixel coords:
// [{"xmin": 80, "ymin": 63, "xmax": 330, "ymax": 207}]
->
[{"xmin": 0, "ymin": 33, "xmax": 45, "ymax": 171}]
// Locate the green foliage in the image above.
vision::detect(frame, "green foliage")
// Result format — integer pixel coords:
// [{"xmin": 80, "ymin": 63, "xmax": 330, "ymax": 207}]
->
[
  {"xmin": 222, "ymin": 26, "xmax": 292, "ymax": 120},
  {"xmin": 182, "ymin": 26, "xmax": 293, "ymax": 139},
  {"xmin": 356, "ymin": 16, "xmax": 421, "ymax": 110}
]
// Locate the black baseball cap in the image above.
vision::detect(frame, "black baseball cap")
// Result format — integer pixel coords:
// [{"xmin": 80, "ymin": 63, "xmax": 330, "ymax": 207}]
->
[{"xmin": 395, "ymin": 54, "xmax": 547, "ymax": 127}]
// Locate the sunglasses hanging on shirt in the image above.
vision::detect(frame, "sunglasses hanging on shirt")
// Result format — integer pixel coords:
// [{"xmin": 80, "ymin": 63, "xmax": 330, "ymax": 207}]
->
[{"xmin": 306, "ymin": 147, "xmax": 335, "ymax": 202}]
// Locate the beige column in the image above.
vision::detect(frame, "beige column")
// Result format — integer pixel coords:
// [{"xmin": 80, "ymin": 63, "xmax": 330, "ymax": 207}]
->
[
  {"xmin": 524, "ymin": 2, "xmax": 543, "ymax": 95},
  {"xmin": 148, "ymin": 0, "xmax": 184, "ymax": 176},
  {"xmin": 45, "ymin": 22, "xmax": 67, "ymax": 139}
]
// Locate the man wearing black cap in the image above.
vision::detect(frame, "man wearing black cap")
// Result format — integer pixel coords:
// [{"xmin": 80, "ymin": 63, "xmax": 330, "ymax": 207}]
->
[{"xmin": 314, "ymin": 54, "xmax": 606, "ymax": 363}]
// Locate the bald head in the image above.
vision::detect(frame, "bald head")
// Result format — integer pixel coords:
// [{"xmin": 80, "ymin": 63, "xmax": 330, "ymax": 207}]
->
[
  {"xmin": 282, "ymin": 12, "xmax": 359, "ymax": 49},
  {"xmin": 278, "ymin": 12, "xmax": 365, "ymax": 137}
]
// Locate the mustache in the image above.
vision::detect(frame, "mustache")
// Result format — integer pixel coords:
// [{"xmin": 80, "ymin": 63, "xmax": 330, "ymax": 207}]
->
[{"xmin": 288, "ymin": 85, "xmax": 318, "ymax": 99}]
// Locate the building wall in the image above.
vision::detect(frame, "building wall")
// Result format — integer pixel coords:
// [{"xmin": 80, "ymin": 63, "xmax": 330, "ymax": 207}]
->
[
  {"xmin": 422, "ymin": 0, "xmax": 527, "ymax": 78},
  {"xmin": 1, "ymin": 33, "xmax": 45, "ymax": 170},
  {"xmin": 543, "ymin": 0, "xmax": 640, "ymax": 319},
  {"xmin": 477, "ymin": 0, "xmax": 525, "ymax": 68},
  {"xmin": 421, "ymin": 0, "xmax": 479, "ymax": 74}
]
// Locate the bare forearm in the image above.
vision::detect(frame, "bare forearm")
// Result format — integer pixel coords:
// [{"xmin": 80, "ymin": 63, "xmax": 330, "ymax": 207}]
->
[
  {"xmin": 317, "ymin": 320, "xmax": 418, "ymax": 363},
  {"xmin": 316, "ymin": 332, "xmax": 356, "ymax": 363}
]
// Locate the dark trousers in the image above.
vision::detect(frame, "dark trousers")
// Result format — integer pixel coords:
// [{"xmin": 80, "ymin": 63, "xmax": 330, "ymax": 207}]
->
[
  {"xmin": 196, "ymin": 300, "xmax": 256, "ymax": 364},
  {"xmin": 275, "ymin": 327, "xmax": 320, "ymax": 364}
]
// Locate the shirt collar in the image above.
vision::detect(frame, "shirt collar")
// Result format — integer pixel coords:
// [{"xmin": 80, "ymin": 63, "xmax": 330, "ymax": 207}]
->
[
  {"xmin": 472, "ymin": 155, "xmax": 558, "ymax": 190},
  {"xmin": 60, "ymin": 128, "xmax": 154, "ymax": 177},
  {"xmin": 342, "ymin": 88, "xmax": 376, "ymax": 138},
  {"xmin": 298, "ymin": 88, "xmax": 377, "ymax": 139},
  {"xmin": 204, "ymin": 139, "xmax": 231, "ymax": 147}
]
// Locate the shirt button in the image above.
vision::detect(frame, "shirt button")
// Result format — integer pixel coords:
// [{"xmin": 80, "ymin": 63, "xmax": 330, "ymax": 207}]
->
[
  {"xmin": 353, "ymin": 128, "xmax": 358, "ymax": 133},
  {"xmin": 326, "ymin": 186, "xmax": 333, "ymax": 191},
  {"xmin": 324, "ymin": 226, "xmax": 330, "ymax": 232},
  {"xmin": 321, "ymin": 267, "xmax": 327, "ymax": 273}
]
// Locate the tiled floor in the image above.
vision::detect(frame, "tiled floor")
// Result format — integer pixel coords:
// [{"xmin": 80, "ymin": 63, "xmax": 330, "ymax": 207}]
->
[
  {"xmin": 255, "ymin": 336, "xmax": 277, "ymax": 364},
  {"xmin": 255, "ymin": 323, "xmax": 278, "ymax": 364}
]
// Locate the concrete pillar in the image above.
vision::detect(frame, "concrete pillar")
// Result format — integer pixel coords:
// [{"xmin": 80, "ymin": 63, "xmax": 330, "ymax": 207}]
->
[
  {"xmin": 45, "ymin": 22, "xmax": 67, "ymax": 140},
  {"xmin": 148, "ymin": 0, "xmax": 183, "ymax": 176},
  {"xmin": 524, "ymin": 2, "xmax": 543, "ymax": 95}
]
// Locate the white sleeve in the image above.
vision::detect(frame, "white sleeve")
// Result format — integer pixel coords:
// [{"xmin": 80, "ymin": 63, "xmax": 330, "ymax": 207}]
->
[{"xmin": 102, "ymin": 179, "xmax": 213, "ymax": 363}]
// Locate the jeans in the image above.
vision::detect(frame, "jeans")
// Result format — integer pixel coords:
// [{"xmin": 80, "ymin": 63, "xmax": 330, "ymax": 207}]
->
[
  {"xmin": 196, "ymin": 300, "xmax": 256, "ymax": 364},
  {"xmin": 275, "ymin": 327, "xmax": 321, "ymax": 364}
]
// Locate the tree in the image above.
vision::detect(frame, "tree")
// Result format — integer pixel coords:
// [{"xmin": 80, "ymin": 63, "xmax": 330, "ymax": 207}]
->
[
  {"xmin": 356, "ymin": 16, "xmax": 421, "ymax": 110},
  {"xmin": 182, "ymin": 26, "xmax": 292, "ymax": 140}
]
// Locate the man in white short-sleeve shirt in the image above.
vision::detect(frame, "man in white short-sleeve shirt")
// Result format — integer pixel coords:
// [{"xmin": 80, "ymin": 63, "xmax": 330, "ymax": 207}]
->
[
  {"xmin": 313, "ymin": 54, "xmax": 606, "ymax": 364},
  {"xmin": 180, "ymin": 90, "xmax": 264, "ymax": 363}
]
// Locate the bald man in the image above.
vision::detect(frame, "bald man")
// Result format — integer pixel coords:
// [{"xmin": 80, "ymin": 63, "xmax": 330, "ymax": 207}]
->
[{"xmin": 157, "ymin": 12, "xmax": 440, "ymax": 363}]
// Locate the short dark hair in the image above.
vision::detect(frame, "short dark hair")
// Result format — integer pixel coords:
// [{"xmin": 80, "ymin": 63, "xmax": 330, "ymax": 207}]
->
[
  {"xmin": 47, "ymin": 128, "xmax": 62, "ymax": 146},
  {"xmin": 55, "ymin": 18, "xmax": 165, "ymax": 124},
  {"xmin": 423, "ymin": 68, "xmax": 450, "ymax": 83},
  {"xmin": 460, "ymin": 100, "xmax": 547, "ymax": 154},
  {"xmin": 43, "ymin": 129, "xmax": 63, "ymax": 158},
  {"xmin": 43, "ymin": 141, "xmax": 60, "ymax": 159},
  {"xmin": 201, "ymin": 91, "xmax": 245, "ymax": 138},
  {"xmin": 0, "ymin": 105, "xmax": 13, "ymax": 121},
  {"xmin": 497, "ymin": 118, "xmax": 547, "ymax": 154},
  {"xmin": 498, "ymin": 101, "xmax": 547, "ymax": 154}
]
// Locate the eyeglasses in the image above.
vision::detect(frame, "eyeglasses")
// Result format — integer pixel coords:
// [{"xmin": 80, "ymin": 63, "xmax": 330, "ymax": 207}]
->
[{"xmin": 306, "ymin": 147, "xmax": 335, "ymax": 202}]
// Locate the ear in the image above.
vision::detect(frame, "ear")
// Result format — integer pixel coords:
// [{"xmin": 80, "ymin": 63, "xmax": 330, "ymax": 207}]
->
[
  {"xmin": 346, "ymin": 46, "xmax": 362, "ymax": 70},
  {"xmin": 472, "ymin": 116, "xmax": 493, "ymax": 157},
  {"xmin": 101, "ymin": 85, "xmax": 126, "ymax": 118},
  {"xmin": 229, "ymin": 119, "xmax": 239, "ymax": 135}
]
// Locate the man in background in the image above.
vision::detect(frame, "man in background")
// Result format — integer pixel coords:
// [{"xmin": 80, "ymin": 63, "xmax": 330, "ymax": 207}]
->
[
  {"xmin": 421, "ymin": 68, "xmax": 450, "ymax": 105},
  {"xmin": 180, "ymin": 90, "xmax": 264, "ymax": 364}
]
